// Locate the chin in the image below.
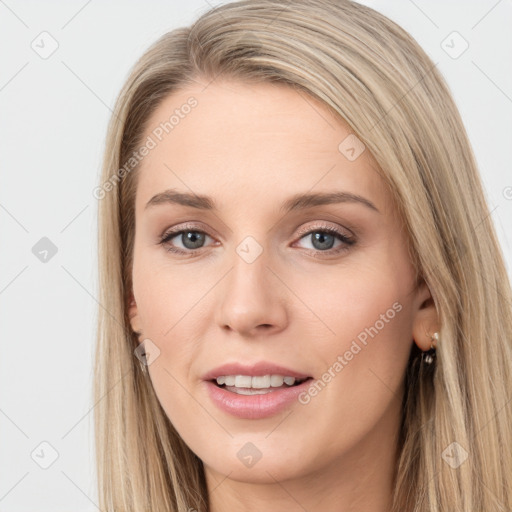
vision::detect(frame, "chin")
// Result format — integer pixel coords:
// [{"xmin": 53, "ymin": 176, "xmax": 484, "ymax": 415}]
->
[
  {"xmin": 200, "ymin": 441, "xmax": 310, "ymax": 484},
  {"xmin": 206, "ymin": 458, "xmax": 304, "ymax": 484}
]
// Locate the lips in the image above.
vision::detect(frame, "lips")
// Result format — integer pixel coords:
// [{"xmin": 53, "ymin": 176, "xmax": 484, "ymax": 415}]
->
[
  {"xmin": 201, "ymin": 361, "xmax": 314, "ymax": 419},
  {"xmin": 203, "ymin": 377, "xmax": 314, "ymax": 419},
  {"xmin": 202, "ymin": 361, "xmax": 313, "ymax": 381}
]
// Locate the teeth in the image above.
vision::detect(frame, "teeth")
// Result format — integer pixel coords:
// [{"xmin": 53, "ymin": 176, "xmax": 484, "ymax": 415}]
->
[
  {"xmin": 215, "ymin": 374, "xmax": 305, "ymax": 388},
  {"xmin": 235, "ymin": 375, "xmax": 252, "ymax": 388},
  {"xmin": 270, "ymin": 375, "xmax": 284, "ymax": 387},
  {"xmin": 252, "ymin": 375, "xmax": 271, "ymax": 388}
]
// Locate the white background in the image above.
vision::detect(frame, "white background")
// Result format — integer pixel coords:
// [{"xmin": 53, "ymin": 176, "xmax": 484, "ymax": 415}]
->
[{"xmin": 0, "ymin": 1, "xmax": 511, "ymax": 510}]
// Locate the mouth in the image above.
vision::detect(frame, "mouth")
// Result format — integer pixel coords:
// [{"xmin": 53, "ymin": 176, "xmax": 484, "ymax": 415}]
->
[
  {"xmin": 204, "ymin": 374, "xmax": 315, "ymax": 419},
  {"xmin": 202, "ymin": 362, "xmax": 315, "ymax": 418},
  {"xmin": 211, "ymin": 375, "xmax": 314, "ymax": 395}
]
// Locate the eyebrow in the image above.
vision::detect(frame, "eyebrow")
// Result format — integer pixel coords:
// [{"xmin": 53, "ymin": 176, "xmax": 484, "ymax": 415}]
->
[{"xmin": 144, "ymin": 189, "xmax": 379, "ymax": 213}]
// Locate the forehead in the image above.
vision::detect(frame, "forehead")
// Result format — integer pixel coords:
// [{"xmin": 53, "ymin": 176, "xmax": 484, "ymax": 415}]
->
[{"xmin": 135, "ymin": 79, "xmax": 392, "ymax": 217}]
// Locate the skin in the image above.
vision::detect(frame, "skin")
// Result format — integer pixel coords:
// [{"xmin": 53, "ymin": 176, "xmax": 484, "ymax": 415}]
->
[{"xmin": 128, "ymin": 78, "xmax": 439, "ymax": 512}]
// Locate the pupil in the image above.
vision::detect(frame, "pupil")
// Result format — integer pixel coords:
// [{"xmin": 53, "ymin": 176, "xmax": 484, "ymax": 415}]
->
[
  {"xmin": 312, "ymin": 232, "xmax": 335, "ymax": 250},
  {"xmin": 183, "ymin": 231, "xmax": 205, "ymax": 249}
]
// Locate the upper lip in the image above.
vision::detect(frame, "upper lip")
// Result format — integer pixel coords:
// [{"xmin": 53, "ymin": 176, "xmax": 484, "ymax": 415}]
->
[{"xmin": 202, "ymin": 361, "xmax": 312, "ymax": 381}]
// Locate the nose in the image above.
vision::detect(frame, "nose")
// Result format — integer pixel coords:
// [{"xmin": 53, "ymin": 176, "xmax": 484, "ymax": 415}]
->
[{"xmin": 215, "ymin": 249, "xmax": 288, "ymax": 337}]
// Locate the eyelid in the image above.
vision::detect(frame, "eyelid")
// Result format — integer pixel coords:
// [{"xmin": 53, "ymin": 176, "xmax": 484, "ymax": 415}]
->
[
  {"xmin": 294, "ymin": 220, "xmax": 354, "ymax": 239},
  {"xmin": 159, "ymin": 220, "xmax": 356, "ymax": 256},
  {"xmin": 161, "ymin": 219, "xmax": 353, "ymax": 239},
  {"xmin": 160, "ymin": 221, "xmax": 212, "ymax": 239}
]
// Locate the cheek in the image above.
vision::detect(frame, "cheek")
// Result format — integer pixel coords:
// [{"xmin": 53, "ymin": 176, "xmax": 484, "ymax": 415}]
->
[
  {"xmin": 295, "ymin": 260, "xmax": 414, "ymax": 426},
  {"xmin": 296, "ymin": 256, "xmax": 411, "ymax": 343},
  {"xmin": 133, "ymin": 248, "xmax": 210, "ymax": 339},
  {"xmin": 132, "ymin": 258, "xmax": 215, "ymax": 425}
]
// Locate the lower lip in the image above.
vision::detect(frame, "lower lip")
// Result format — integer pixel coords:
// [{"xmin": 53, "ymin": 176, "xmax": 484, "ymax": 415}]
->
[{"xmin": 203, "ymin": 379, "xmax": 313, "ymax": 419}]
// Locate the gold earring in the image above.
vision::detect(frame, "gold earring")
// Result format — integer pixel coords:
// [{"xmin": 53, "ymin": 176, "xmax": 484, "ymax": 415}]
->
[{"xmin": 422, "ymin": 331, "xmax": 439, "ymax": 365}]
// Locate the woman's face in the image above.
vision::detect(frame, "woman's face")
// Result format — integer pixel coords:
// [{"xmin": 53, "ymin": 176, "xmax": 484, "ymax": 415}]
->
[{"xmin": 129, "ymin": 79, "xmax": 435, "ymax": 487}]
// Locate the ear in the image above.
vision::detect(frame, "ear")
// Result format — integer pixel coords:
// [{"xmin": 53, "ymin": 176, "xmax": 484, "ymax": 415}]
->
[
  {"xmin": 412, "ymin": 280, "xmax": 440, "ymax": 351},
  {"xmin": 128, "ymin": 292, "xmax": 143, "ymax": 338}
]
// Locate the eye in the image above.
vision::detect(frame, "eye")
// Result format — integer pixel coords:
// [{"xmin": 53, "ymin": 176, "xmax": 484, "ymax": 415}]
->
[
  {"xmin": 158, "ymin": 222, "xmax": 356, "ymax": 257},
  {"xmin": 293, "ymin": 223, "xmax": 355, "ymax": 256},
  {"xmin": 159, "ymin": 223, "xmax": 214, "ymax": 255}
]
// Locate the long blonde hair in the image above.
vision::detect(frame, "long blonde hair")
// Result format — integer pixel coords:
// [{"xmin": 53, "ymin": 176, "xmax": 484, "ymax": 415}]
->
[{"xmin": 94, "ymin": 1, "xmax": 512, "ymax": 510}]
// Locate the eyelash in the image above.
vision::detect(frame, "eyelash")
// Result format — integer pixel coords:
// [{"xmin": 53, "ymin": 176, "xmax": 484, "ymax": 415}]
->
[{"xmin": 158, "ymin": 222, "xmax": 356, "ymax": 258}]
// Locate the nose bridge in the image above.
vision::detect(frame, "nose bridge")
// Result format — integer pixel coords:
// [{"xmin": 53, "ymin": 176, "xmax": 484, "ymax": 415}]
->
[
  {"xmin": 227, "ymin": 235, "xmax": 272, "ymax": 304},
  {"xmin": 215, "ymin": 235, "xmax": 287, "ymax": 335}
]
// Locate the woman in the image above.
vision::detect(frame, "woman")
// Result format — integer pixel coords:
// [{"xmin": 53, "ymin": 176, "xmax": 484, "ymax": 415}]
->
[{"xmin": 93, "ymin": 0, "xmax": 512, "ymax": 510}]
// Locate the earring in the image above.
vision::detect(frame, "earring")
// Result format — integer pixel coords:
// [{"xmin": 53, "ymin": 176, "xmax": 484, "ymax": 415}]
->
[
  {"xmin": 134, "ymin": 331, "xmax": 148, "ymax": 375},
  {"xmin": 138, "ymin": 352, "xmax": 148, "ymax": 375},
  {"xmin": 422, "ymin": 331, "xmax": 439, "ymax": 365}
]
